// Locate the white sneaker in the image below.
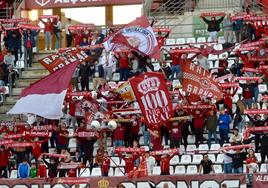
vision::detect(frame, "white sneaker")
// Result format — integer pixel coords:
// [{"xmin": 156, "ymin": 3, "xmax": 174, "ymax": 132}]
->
[
  {"xmin": 49, "ymin": 48, "xmax": 52, "ymax": 51},
  {"xmin": 44, "ymin": 48, "xmax": 47, "ymax": 51}
]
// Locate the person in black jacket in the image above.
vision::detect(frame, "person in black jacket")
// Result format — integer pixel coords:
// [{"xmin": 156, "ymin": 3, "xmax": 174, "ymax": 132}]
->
[
  {"xmin": 201, "ymin": 15, "xmax": 225, "ymax": 42},
  {"xmin": 42, "ymin": 156, "xmax": 58, "ymax": 178},
  {"xmin": 223, "ymin": 149, "xmax": 247, "ymax": 173},
  {"xmin": 79, "ymin": 62, "xmax": 90, "ymax": 91}
]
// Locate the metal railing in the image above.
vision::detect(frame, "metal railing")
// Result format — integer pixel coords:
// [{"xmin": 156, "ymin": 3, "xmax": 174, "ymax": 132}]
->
[{"xmin": 196, "ymin": 0, "xmax": 242, "ymax": 9}]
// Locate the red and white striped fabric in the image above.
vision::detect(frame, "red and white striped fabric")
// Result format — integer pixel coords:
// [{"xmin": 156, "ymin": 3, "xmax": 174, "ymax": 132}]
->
[{"xmin": 8, "ymin": 61, "xmax": 80, "ymax": 119}]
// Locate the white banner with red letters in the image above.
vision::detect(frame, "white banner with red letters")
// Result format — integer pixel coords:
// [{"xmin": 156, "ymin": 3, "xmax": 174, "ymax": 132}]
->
[{"xmin": 129, "ymin": 72, "xmax": 173, "ymax": 126}]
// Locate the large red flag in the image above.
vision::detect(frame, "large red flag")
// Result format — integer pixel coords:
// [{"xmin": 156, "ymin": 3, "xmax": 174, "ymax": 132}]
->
[
  {"xmin": 181, "ymin": 62, "xmax": 223, "ymax": 101},
  {"xmin": 110, "ymin": 16, "xmax": 160, "ymax": 59},
  {"xmin": 129, "ymin": 72, "xmax": 173, "ymax": 126}
]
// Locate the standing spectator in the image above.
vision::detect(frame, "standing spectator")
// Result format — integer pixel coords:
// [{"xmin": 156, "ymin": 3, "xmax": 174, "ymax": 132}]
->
[
  {"xmin": 201, "ymin": 15, "xmax": 225, "ymax": 42},
  {"xmin": 142, "ymin": 124, "xmax": 151, "ymax": 149},
  {"xmin": 223, "ymin": 14, "xmax": 234, "ymax": 43},
  {"xmin": 79, "ymin": 61, "xmax": 90, "ymax": 91},
  {"xmin": 54, "ymin": 18, "xmax": 62, "ymax": 50},
  {"xmin": 29, "ymin": 163, "xmax": 38, "ymax": 178},
  {"xmin": 113, "ymin": 123, "xmax": 126, "ymax": 148},
  {"xmin": 233, "ymin": 19, "xmax": 243, "ymax": 42},
  {"xmin": 193, "ymin": 110, "xmax": 205, "ymax": 147},
  {"xmin": 75, "ymin": 122, "xmax": 87, "ymax": 161},
  {"xmin": 241, "ymin": 21, "xmax": 256, "ymax": 42},
  {"xmin": 169, "ymin": 121, "xmax": 182, "ymax": 148},
  {"xmin": 103, "ymin": 51, "xmax": 116, "ymax": 81},
  {"xmin": 18, "ymin": 159, "xmax": 30, "ymax": 179},
  {"xmin": 5, "ymin": 29, "xmax": 21, "ymax": 65},
  {"xmin": 223, "ymin": 149, "xmax": 234, "ymax": 174},
  {"xmin": 118, "ymin": 153, "xmax": 137, "ymax": 174},
  {"xmin": 57, "ymin": 122, "xmax": 69, "ymax": 152},
  {"xmin": 218, "ymin": 108, "xmax": 231, "ymax": 146},
  {"xmin": 0, "ymin": 145, "xmax": 9, "ymax": 178},
  {"xmin": 40, "ymin": 18, "xmax": 53, "ymax": 50},
  {"xmin": 117, "ymin": 52, "xmax": 129, "ymax": 81},
  {"xmin": 198, "ymin": 154, "xmax": 215, "ymax": 174},
  {"xmin": 42, "ymin": 157, "xmax": 58, "ymax": 178},
  {"xmin": 65, "ymin": 18, "xmax": 72, "ymax": 47},
  {"xmin": 101, "ymin": 151, "xmax": 110, "ymax": 177},
  {"xmin": 23, "ymin": 29, "xmax": 39, "ymax": 67},
  {"xmin": 260, "ymin": 133, "xmax": 268, "ymax": 163},
  {"xmin": 37, "ymin": 160, "xmax": 47, "ymax": 178},
  {"xmin": 128, "ymin": 115, "xmax": 140, "ymax": 147},
  {"xmin": 206, "ymin": 110, "xmax": 218, "ymax": 147},
  {"xmin": 144, "ymin": 151, "xmax": 156, "ymax": 175},
  {"xmin": 149, "ymin": 126, "xmax": 163, "ymax": 151},
  {"xmin": 223, "ymin": 149, "xmax": 247, "ymax": 173}
]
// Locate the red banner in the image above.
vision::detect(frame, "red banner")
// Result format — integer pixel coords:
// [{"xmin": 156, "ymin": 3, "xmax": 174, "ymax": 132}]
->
[
  {"xmin": 68, "ymin": 24, "xmax": 96, "ymax": 31},
  {"xmin": 177, "ymin": 104, "xmax": 215, "ymax": 110},
  {"xmin": 7, "ymin": 142, "xmax": 33, "ymax": 148},
  {"xmin": 0, "ymin": 174, "xmax": 246, "ymax": 187},
  {"xmin": 42, "ymin": 153, "xmax": 67, "ymax": 159},
  {"xmin": 19, "ymin": 24, "xmax": 41, "ymax": 30},
  {"xmin": 150, "ymin": 148, "xmax": 178, "ymax": 156},
  {"xmin": 58, "ymin": 163, "xmax": 81, "ymax": 170},
  {"xmin": 129, "ymin": 72, "xmax": 173, "ymax": 126},
  {"xmin": 25, "ymin": 0, "xmax": 142, "ymax": 9},
  {"xmin": 219, "ymin": 82, "xmax": 240, "ymax": 88},
  {"xmin": 40, "ymin": 15, "xmax": 59, "ymax": 19},
  {"xmin": 244, "ymin": 109, "xmax": 268, "ymax": 114},
  {"xmin": 0, "ymin": 18, "xmax": 29, "ymax": 23},
  {"xmin": 32, "ymin": 125, "xmax": 55, "ymax": 131},
  {"xmin": 241, "ymin": 40, "xmax": 265, "ymax": 48},
  {"xmin": 39, "ymin": 49, "xmax": 90, "ymax": 72},
  {"xmin": 254, "ymin": 174, "xmax": 268, "ymax": 188},
  {"xmin": 235, "ymin": 46, "xmax": 259, "ymax": 51},
  {"xmin": 249, "ymin": 57, "xmax": 268, "ymax": 62},
  {"xmin": 222, "ymin": 144, "xmax": 253, "ymax": 151},
  {"xmin": 153, "ymin": 28, "xmax": 171, "ymax": 32},
  {"xmin": 73, "ymin": 131, "xmax": 99, "ymax": 138},
  {"xmin": 235, "ymin": 77, "xmax": 260, "ymax": 81},
  {"xmin": 25, "ymin": 131, "xmax": 51, "ymax": 137},
  {"xmin": 181, "ymin": 62, "xmax": 223, "ymax": 101},
  {"xmin": 115, "ymin": 147, "xmax": 145, "ymax": 153},
  {"xmin": 170, "ymin": 48, "xmax": 200, "ymax": 53},
  {"xmin": 0, "ymin": 139, "xmax": 13, "ymax": 145},
  {"xmin": 3, "ymin": 134, "xmax": 24, "ymax": 139}
]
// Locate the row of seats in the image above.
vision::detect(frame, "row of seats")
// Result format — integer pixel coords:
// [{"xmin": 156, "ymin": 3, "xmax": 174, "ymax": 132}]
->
[
  {"xmin": 165, "ymin": 36, "xmax": 227, "ymax": 45},
  {"xmin": 9, "ymin": 162, "xmax": 267, "ymax": 178}
]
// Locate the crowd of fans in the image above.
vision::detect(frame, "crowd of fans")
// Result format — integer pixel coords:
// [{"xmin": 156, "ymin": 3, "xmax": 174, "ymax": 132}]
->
[{"xmin": 0, "ymin": 8, "xmax": 268, "ymax": 188}]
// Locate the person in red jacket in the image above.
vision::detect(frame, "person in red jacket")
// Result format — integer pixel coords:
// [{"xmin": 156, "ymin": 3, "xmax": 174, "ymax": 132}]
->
[
  {"xmin": 37, "ymin": 160, "xmax": 47, "ymax": 178},
  {"xmin": 169, "ymin": 121, "xmax": 182, "ymax": 148},
  {"xmin": 159, "ymin": 153, "xmax": 175, "ymax": 175},
  {"xmin": 194, "ymin": 110, "xmax": 205, "ymax": 147},
  {"xmin": 128, "ymin": 115, "xmax": 140, "ymax": 147},
  {"xmin": 39, "ymin": 18, "xmax": 53, "ymax": 50},
  {"xmin": 0, "ymin": 145, "xmax": 9, "ymax": 178},
  {"xmin": 117, "ymin": 52, "xmax": 129, "ymax": 81},
  {"xmin": 149, "ymin": 125, "xmax": 163, "ymax": 151},
  {"xmin": 101, "ymin": 151, "xmax": 110, "ymax": 177},
  {"xmin": 31, "ymin": 137, "xmax": 50, "ymax": 162},
  {"xmin": 118, "ymin": 152, "xmax": 138, "ymax": 174},
  {"xmin": 75, "ymin": 122, "xmax": 87, "ymax": 161},
  {"xmin": 57, "ymin": 122, "xmax": 69, "ymax": 153},
  {"xmin": 113, "ymin": 123, "xmax": 126, "ymax": 148}
]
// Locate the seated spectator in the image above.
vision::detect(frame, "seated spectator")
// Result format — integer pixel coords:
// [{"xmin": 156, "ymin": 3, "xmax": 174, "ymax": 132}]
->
[
  {"xmin": 229, "ymin": 128, "xmax": 243, "ymax": 145},
  {"xmin": 18, "ymin": 159, "xmax": 30, "ymax": 179},
  {"xmin": 198, "ymin": 154, "xmax": 215, "ymax": 174},
  {"xmin": 4, "ymin": 50, "xmax": 15, "ymax": 67},
  {"xmin": 246, "ymin": 149, "xmax": 258, "ymax": 174}
]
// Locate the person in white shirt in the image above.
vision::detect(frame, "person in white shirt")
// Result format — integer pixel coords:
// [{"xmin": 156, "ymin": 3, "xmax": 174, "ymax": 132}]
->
[
  {"xmin": 103, "ymin": 51, "xmax": 117, "ymax": 81},
  {"xmin": 4, "ymin": 51, "xmax": 15, "ymax": 67},
  {"xmin": 229, "ymin": 128, "xmax": 242, "ymax": 145}
]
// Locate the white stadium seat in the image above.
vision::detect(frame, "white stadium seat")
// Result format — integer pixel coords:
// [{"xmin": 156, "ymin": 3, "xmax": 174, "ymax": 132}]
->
[
  {"xmin": 10, "ymin": 170, "xmax": 17, "ymax": 179},
  {"xmin": 197, "ymin": 37, "xmax": 206, "ymax": 43},
  {"xmin": 174, "ymin": 166, "xmax": 186, "ymax": 174},
  {"xmin": 208, "ymin": 154, "xmax": 216, "ymax": 163},
  {"xmin": 214, "ymin": 165, "xmax": 223, "ymax": 173},
  {"xmin": 192, "ymin": 154, "xmax": 203, "ymax": 164},
  {"xmin": 108, "ymin": 168, "xmax": 114, "ymax": 176},
  {"xmin": 187, "ymin": 135, "xmax": 196, "ymax": 144},
  {"xmin": 216, "ymin": 154, "xmax": 224, "ymax": 164},
  {"xmin": 186, "ymin": 165, "xmax": 198, "ymax": 174},
  {"xmin": 210, "ymin": 144, "xmax": 221, "ymax": 151},
  {"xmin": 218, "ymin": 36, "xmax": 225, "ymax": 43},
  {"xmin": 186, "ymin": 145, "xmax": 197, "ymax": 152},
  {"xmin": 170, "ymin": 155, "xmax": 180, "ymax": 165},
  {"xmin": 180, "ymin": 155, "xmax": 192, "ymax": 164},
  {"xmin": 166, "ymin": 38, "xmax": 176, "ymax": 45},
  {"xmin": 186, "ymin": 37, "xmax": 196, "ymax": 43},
  {"xmin": 80, "ymin": 168, "xmax": 91, "ymax": 177},
  {"xmin": 91, "ymin": 167, "xmax": 102, "ymax": 176},
  {"xmin": 260, "ymin": 164, "xmax": 267, "ymax": 173},
  {"xmin": 176, "ymin": 38, "xmax": 186, "ymax": 44},
  {"xmin": 198, "ymin": 144, "xmax": 209, "ymax": 151},
  {"xmin": 259, "ymin": 84, "xmax": 267, "ymax": 93},
  {"xmin": 110, "ymin": 157, "xmax": 121, "ymax": 167},
  {"xmin": 114, "ymin": 167, "xmax": 125, "ymax": 176},
  {"xmin": 153, "ymin": 166, "xmax": 161, "ymax": 175}
]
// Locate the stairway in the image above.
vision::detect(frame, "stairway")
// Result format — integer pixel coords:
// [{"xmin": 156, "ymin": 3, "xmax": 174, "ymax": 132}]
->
[{"xmin": 0, "ymin": 52, "xmax": 51, "ymax": 121}]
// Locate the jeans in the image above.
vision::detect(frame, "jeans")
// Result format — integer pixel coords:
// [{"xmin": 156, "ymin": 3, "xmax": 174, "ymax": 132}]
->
[
  {"xmin": 253, "ymin": 86, "xmax": 259, "ymax": 103},
  {"xmin": 209, "ymin": 31, "xmax": 218, "ymax": 42},
  {"xmin": 219, "ymin": 129, "xmax": 229, "ymax": 146},
  {"xmin": 224, "ymin": 163, "xmax": 233, "ymax": 174},
  {"xmin": 143, "ymin": 131, "xmax": 151, "ymax": 148},
  {"xmin": 208, "ymin": 131, "xmax": 218, "ymax": 147},
  {"xmin": 45, "ymin": 31, "xmax": 52, "ymax": 49},
  {"xmin": 233, "ymin": 167, "xmax": 243, "ymax": 173},
  {"xmin": 243, "ymin": 99, "xmax": 252, "ymax": 109},
  {"xmin": 104, "ymin": 66, "xmax": 113, "ymax": 81},
  {"xmin": 78, "ymin": 144, "xmax": 84, "ymax": 161},
  {"xmin": 238, "ymin": 121, "xmax": 244, "ymax": 133},
  {"xmin": 224, "ymin": 30, "xmax": 233, "ymax": 43},
  {"xmin": 66, "ymin": 34, "xmax": 72, "ymax": 47},
  {"xmin": 170, "ymin": 65, "xmax": 181, "ymax": 80},
  {"xmin": 24, "ymin": 47, "xmax": 33, "ymax": 67},
  {"xmin": 113, "ymin": 140, "xmax": 124, "ymax": 148},
  {"xmin": 235, "ymin": 30, "xmax": 241, "ymax": 42},
  {"xmin": 55, "ymin": 32, "xmax": 60, "ymax": 49},
  {"xmin": 119, "ymin": 68, "xmax": 129, "ymax": 81}
]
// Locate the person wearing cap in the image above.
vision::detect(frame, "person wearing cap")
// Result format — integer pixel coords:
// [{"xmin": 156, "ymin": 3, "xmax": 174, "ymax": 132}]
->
[{"xmin": 0, "ymin": 145, "xmax": 9, "ymax": 178}]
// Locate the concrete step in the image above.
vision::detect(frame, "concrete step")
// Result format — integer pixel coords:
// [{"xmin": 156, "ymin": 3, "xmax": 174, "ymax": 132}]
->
[
  {"xmin": 12, "ymin": 88, "xmax": 24, "ymax": 96},
  {"xmin": 0, "ymin": 113, "xmax": 15, "ymax": 121},
  {"xmin": 0, "ymin": 104, "xmax": 12, "ymax": 114},
  {"xmin": 22, "ymin": 70, "xmax": 49, "ymax": 78},
  {"xmin": 17, "ymin": 78, "xmax": 40, "ymax": 87},
  {"xmin": 5, "ymin": 96, "xmax": 19, "ymax": 103}
]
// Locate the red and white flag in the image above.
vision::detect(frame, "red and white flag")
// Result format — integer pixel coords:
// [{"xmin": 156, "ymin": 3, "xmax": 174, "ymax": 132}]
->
[
  {"xmin": 181, "ymin": 62, "xmax": 223, "ymax": 101},
  {"xmin": 8, "ymin": 61, "xmax": 80, "ymax": 119},
  {"xmin": 107, "ymin": 16, "xmax": 160, "ymax": 59},
  {"xmin": 129, "ymin": 72, "xmax": 173, "ymax": 126}
]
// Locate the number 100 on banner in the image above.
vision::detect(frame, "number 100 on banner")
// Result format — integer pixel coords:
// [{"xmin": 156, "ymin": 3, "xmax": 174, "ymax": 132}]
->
[{"xmin": 129, "ymin": 72, "xmax": 173, "ymax": 126}]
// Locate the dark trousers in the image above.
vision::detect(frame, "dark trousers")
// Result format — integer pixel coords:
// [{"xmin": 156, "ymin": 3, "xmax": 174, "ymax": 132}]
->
[
  {"xmin": 81, "ymin": 77, "xmax": 89, "ymax": 91},
  {"xmin": 0, "ymin": 166, "xmax": 8, "ymax": 178},
  {"xmin": 12, "ymin": 48, "xmax": 19, "ymax": 66},
  {"xmin": 170, "ymin": 137, "xmax": 181, "ymax": 148},
  {"xmin": 26, "ymin": 47, "xmax": 33, "ymax": 67},
  {"xmin": 219, "ymin": 129, "xmax": 229, "ymax": 146},
  {"xmin": 261, "ymin": 149, "xmax": 268, "ymax": 163},
  {"xmin": 50, "ymin": 131, "xmax": 58, "ymax": 148},
  {"xmin": 66, "ymin": 34, "xmax": 72, "ymax": 47},
  {"xmin": 119, "ymin": 68, "xmax": 129, "ymax": 81},
  {"xmin": 194, "ymin": 128, "xmax": 203, "ymax": 146}
]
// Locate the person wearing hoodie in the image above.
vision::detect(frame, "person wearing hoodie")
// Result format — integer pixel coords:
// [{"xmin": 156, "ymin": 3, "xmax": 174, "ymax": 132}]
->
[
  {"xmin": 218, "ymin": 108, "xmax": 232, "ymax": 146},
  {"xmin": 18, "ymin": 159, "xmax": 30, "ymax": 179},
  {"xmin": 201, "ymin": 15, "xmax": 225, "ymax": 42}
]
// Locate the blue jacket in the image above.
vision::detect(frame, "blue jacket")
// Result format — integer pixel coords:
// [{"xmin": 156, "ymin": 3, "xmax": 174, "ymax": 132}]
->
[
  {"xmin": 18, "ymin": 162, "xmax": 30, "ymax": 178},
  {"xmin": 218, "ymin": 113, "xmax": 231, "ymax": 130}
]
